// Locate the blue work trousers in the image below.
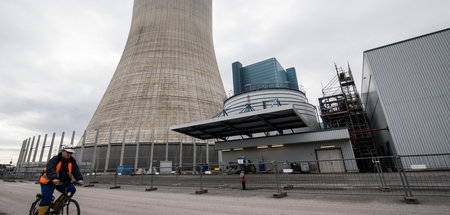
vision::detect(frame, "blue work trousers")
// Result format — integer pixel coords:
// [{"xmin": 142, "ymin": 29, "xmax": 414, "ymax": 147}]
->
[{"xmin": 39, "ymin": 183, "xmax": 76, "ymax": 206}]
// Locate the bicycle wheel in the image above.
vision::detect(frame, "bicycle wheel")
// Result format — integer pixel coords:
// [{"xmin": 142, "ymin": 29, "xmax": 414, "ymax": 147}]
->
[
  {"xmin": 60, "ymin": 199, "xmax": 80, "ymax": 215},
  {"xmin": 29, "ymin": 196, "xmax": 41, "ymax": 215}
]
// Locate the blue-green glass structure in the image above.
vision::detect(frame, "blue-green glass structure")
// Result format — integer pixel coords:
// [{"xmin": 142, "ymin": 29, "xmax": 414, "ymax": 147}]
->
[{"xmin": 232, "ymin": 58, "xmax": 299, "ymax": 95}]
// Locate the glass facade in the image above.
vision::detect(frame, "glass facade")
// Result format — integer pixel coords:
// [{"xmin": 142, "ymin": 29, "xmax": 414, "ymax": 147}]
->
[{"xmin": 232, "ymin": 58, "xmax": 299, "ymax": 95}]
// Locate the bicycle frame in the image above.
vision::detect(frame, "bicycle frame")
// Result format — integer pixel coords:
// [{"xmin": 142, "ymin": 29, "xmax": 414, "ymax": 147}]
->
[
  {"xmin": 30, "ymin": 181, "xmax": 80, "ymax": 215},
  {"xmin": 51, "ymin": 182, "xmax": 76, "ymax": 214}
]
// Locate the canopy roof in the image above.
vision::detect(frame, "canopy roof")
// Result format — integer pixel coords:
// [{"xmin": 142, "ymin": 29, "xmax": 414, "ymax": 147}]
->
[{"xmin": 171, "ymin": 105, "xmax": 308, "ymax": 140}]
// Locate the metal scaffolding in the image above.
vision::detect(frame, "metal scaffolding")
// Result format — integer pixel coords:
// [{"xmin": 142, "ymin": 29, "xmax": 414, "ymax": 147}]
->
[{"xmin": 319, "ymin": 64, "xmax": 377, "ymax": 163}]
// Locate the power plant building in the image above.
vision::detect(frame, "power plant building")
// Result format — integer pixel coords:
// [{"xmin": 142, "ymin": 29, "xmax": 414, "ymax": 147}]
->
[
  {"xmin": 70, "ymin": 0, "xmax": 226, "ymax": 172},
  {"xmin": 361, "ymin": 28, "xmax": 450, "ymax": 168},
  {"xmin": 173, "ymin": 58, "xmax": 359, "ymax": 173}
]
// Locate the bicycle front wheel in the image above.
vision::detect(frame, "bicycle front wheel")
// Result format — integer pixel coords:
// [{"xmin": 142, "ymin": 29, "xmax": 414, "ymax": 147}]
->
[
  {"xmin": 60, "ymin": 199, "xmax": 80, "ymax": 215},
  {"xmin": 29, "ymin": 196, "xmax": 41, "ymax": 215}
]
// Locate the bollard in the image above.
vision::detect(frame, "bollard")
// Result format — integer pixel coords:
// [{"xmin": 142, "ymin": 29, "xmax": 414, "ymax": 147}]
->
[
  {"xmin": 145, "ymin": 169, "xmax": 157, "ymax": 191},
  {"xmin": 195, "ymin": 166, "xmax": 208, "ymax": 194},
  {"xmin": 273, "ymin": 162, "xmax": 287, "ymax": 198},
  {"xmin": 110, "ymin": 169, "xmax": 121, "ymax": 189}
]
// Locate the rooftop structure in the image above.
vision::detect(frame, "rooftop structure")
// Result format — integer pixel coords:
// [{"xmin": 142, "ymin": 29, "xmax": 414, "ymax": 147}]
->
[{"xmin": 232, "ymin": 58, "xmax": 299, "ymax": 95}]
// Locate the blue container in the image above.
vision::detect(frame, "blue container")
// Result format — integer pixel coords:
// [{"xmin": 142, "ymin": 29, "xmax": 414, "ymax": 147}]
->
[
  {"xmin": 258, "ymin": 162, "xmax": 265, "ymax": 172},
  {"xmin": 117, "ymin": 165, "xmax": 133, "ymax": 175},
  {"xmin": 196, "ymin": 164, "xmax": 208, "ymax": 172}
]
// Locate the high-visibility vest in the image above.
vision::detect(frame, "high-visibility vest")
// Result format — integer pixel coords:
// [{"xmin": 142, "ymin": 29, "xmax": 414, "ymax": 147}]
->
[{"xmin": 40, "ymin": 161, "xmax": 72, "ymax": 184}]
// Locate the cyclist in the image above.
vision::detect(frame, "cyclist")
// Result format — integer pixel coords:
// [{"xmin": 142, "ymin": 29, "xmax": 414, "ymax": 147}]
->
[{"xmin": 38, "ymin": 145, "xmax": 84, "ymax": 215}]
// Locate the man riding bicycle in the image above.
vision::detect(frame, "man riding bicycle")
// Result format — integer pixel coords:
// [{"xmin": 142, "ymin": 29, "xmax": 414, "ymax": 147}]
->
[{"xmin": 38, "ymin": 145, "xmax": 83, "ymax": 215}]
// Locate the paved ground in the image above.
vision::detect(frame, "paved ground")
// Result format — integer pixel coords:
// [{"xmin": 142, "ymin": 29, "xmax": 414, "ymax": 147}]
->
[{"xmin": 1, "ymin": 180, "xmax": 450, "ymax": 215}]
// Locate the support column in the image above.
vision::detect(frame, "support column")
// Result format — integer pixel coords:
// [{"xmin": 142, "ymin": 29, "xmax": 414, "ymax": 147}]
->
[
  {"xmin": 32, "ymin": 135, "xmax": 41, "ymax": 162},
  {"xmin": 104, "ymin": 128, "xmax": 112, "ymax": 173},
  {"xmin": 179, "ymin": 136, "xmax": 183, "ymax": 169},
  {"xmin": 78, "ymin": 130, "xmax": 86, "ymax": 162},
  {"xmin": 134, "ymin": 129, "xmax": 141, "ymax": 170},
  {"xmin": 149, "ymin": 130, "xmax": 155, "ymax": 173},
  {"xmin": 165, "ymin": 129, "xmax": 169, "ymax": 161},
  {"xmin": 58, "ymin": 131, "xmax": 65, "ymax": 152},
  {"xmin": 47, "ymin": 133, "xmax": 56, "ymax": 161},
  {"xmin": 22, "ymin": 138, "xmax": 31, "ymax": 164},
  {"xmin": 218, "ymin": 150, "xmax": 223, "ymax": 165},
  {"xmin": 206, "ymin": 142, "xmax": 209, "ymax": 165},
  {"xmin": 26, "ymin": 136, "xmax": 35, "ymax": 163},
  {"xmin": 17, "ymin": 140, "xmax": 26, "ymax": 167},
  {"xmin": 119, "ymin": 129, "xmax": 127, "ymax": 166},
  {"xmin": 91, "ymin": 129, "xmax": 99, "ymax": 174},
  {"xmin": 70, "ymin": 131, "xmax": 75, "ymax": 146},
  {"xmin": 38, "ymin": 134, "xmax": 48, "ymax": 163},
  {"xmin": 193, "ymin": 138, "xmax": 196, "ymax": 172}
]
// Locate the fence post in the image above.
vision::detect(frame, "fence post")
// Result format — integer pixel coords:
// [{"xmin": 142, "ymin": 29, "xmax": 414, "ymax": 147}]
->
[
  {"xmin": 174, "ymin": 166, "xmax": 180, "ymax": 186},
  {"xmin": 145, "ymin": 168, "xmax": 157, "ymax": 191},
  {"xmin": 140, "ymin": 171, "xmax": 144, "ymax": 186},
  {"xmin": 374, "ymin": 158, "xmax": 389, "ymax": 191},
  {"xmin": 395, "ymin": 156, "xmax": 417, "ymax": 203},
  {"xmin": 110, "ymin": 168, "xmax": 120, "ymax": 189},
  {"xmin": 219, "ymin": 162, "xmax": 225, "ymax": 188},
  {"xmin": 273, "ymin": 161, "xmax": 287, "ymax": 198},
  {"xmin": 283, "ymin": 162, "xmax": 293, "ymax": 190},
  {"xmin": 195, "ymin": 165, "xmax": 208, "ymax": 194}
]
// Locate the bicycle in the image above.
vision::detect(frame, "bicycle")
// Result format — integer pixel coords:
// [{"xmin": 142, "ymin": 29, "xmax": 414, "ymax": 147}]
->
[{"xmin": 29, "ymin": 181, "xmax": 80, "ymax": 215}]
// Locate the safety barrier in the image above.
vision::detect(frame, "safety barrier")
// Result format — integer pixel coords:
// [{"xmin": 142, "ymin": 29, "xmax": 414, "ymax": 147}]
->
[{"xmin": 10, "ymin": 154, "xmax": 450, "ymax": 200}]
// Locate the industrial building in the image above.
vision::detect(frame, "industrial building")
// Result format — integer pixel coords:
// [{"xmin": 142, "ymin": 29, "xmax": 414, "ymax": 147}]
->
[
  {"xmin": 172, "ymin": 58, "xmax": 358, "ymax": 173},
  {"xmin": 360, "ymin": 28, "xmax": 450, "ymax": 168}
]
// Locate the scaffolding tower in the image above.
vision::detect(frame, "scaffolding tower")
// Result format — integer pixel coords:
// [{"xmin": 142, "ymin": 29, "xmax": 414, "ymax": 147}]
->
[{"xmin": 319, "ymin": 64, "xmax": 377, "ymax": 162}]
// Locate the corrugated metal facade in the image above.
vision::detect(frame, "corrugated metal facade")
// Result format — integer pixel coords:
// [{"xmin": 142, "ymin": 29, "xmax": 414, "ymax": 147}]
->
[{"xmin": 361, "ymin": 28, "xmax": 450, "ymax": 156}]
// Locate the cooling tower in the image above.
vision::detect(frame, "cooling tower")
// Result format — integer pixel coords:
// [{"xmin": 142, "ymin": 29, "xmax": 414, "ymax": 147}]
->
[{"xmin": 81, "ymin": 0, "xmax": 225, "ymax": 146}]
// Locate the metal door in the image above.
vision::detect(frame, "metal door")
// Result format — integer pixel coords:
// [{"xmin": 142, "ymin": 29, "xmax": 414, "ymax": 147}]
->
[{"xmin": 317, "ymin": 149, "xmax": 345, "ymax": 173}]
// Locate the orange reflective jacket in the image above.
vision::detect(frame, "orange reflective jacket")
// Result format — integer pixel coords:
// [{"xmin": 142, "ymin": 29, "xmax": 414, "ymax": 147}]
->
[{"xmin": 40, "ymin": 161, "xmax": 72, "ymax": 184}]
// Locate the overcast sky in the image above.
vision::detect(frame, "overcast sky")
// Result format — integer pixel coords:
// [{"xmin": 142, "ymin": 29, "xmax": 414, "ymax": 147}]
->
[{"xmin": 0, "ymin": 0, "xmax": 449, "ymax": 164}]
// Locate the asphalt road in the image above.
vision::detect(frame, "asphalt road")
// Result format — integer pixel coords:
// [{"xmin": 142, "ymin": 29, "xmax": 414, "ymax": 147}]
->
[{"xmin": 1, "ymin": 180, "xmax": 450, "ymax": 215}]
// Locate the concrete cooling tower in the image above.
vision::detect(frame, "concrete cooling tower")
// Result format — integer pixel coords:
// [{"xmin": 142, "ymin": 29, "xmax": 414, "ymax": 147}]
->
[{"xmin": 77, "ymin": 0, "xmax": 226, "ymax": 171}]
